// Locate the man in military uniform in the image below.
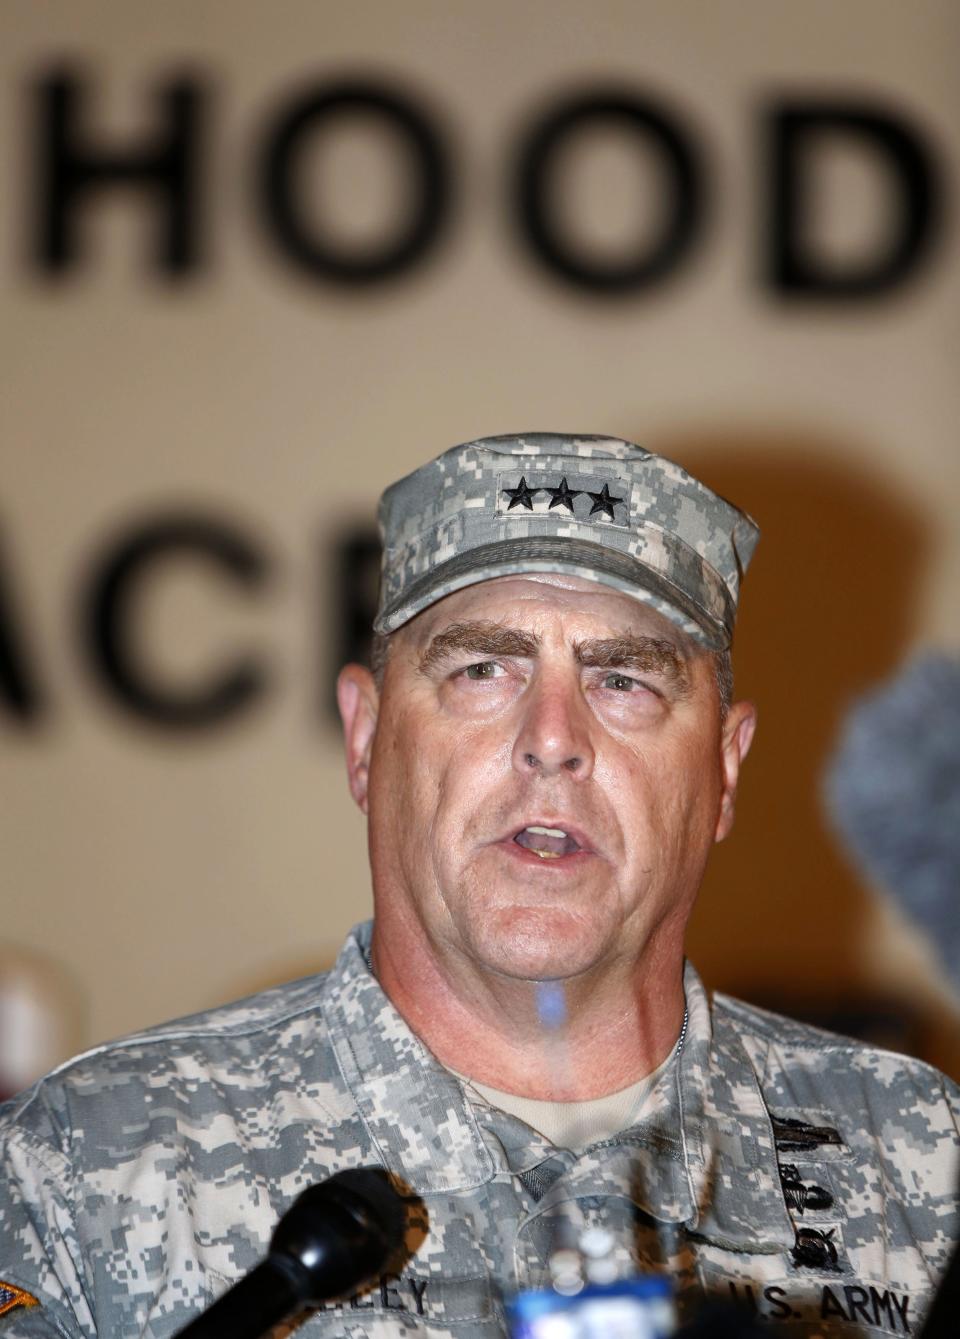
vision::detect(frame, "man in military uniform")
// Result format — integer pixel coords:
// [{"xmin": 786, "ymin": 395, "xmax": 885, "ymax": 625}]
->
[{"xmin": 0, "ymin": 433, "xmax": 957, "ymax": 1338}]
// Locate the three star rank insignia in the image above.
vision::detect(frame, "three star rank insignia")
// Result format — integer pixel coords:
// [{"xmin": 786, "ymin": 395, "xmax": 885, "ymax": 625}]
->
[
  {"xmin": 501, "ymin": 475, "xmax": 625, "ymax": 521},
  {"xmin": 0, "ymin": 1281, "xmax": 39, "ymax": 1318}
]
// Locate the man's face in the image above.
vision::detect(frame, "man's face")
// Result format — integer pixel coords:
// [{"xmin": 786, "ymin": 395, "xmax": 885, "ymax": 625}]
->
[{"xmin": 338, "ymin": 575, "xmax": 754, "ymax": 986}]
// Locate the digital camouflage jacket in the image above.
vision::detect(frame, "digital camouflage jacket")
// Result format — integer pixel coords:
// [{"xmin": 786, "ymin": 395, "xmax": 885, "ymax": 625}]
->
[{"xmin": 0, "ymin": 922, "xmax": 957, "ymax": 1338}]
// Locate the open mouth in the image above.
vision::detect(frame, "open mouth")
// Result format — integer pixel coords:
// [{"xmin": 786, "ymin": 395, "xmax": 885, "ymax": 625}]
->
[{"xmin": 513, "ymin": 825, "xmax": 583, "ymax": 859}]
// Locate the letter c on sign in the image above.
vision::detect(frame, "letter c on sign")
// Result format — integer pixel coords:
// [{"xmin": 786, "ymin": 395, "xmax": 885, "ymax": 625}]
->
[{"xmin": 79, "ymin": 514, "xmax": 271, "ymax": 730}]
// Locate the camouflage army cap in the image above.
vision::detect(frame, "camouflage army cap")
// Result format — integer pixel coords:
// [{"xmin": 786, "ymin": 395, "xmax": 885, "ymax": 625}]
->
[{"xmin": 374, "ymin": 433, "xmax": 759, "ymax": 649}]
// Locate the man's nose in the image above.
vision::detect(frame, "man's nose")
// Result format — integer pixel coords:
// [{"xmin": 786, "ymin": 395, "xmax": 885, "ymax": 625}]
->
[{"xmin": 512, "ymin": 672, "xmax": 596, "ymax": 780}]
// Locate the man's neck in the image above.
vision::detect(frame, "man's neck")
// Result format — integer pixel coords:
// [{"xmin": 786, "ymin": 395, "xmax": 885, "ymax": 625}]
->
[{"xmin": 369, "ymin": 924, "xmax": 686, "ymax": 1102}]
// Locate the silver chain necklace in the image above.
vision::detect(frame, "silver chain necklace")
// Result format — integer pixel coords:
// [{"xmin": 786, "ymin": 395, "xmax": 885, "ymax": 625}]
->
[{"xmin": 674, "ymin": 1007, "xmax": 690, "ymax": 1059}]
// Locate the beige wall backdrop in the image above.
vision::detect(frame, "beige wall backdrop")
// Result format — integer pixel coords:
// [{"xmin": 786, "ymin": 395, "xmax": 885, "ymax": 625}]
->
[{"xmin": 2, "ymin": 2, "xmax": 959, "ymax": 1079}]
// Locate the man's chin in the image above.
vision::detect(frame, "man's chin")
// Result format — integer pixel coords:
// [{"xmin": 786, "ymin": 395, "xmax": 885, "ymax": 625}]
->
[{"xmin": 460, "ymin": 904, "xmax": 610, "ymax": 983}]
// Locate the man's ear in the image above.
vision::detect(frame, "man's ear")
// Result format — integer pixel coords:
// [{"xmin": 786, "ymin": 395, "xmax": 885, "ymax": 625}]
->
[
  {"xmin": 336, "ymin": 664, "xmax": 380, "ymax": 814},
  {"xmin": 714, "ymin": 700, "xmax": 757, "ymax": 843}
]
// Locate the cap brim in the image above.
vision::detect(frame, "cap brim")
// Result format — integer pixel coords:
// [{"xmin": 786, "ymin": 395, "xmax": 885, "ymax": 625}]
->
[{"xmin": 374, "ymin": 535, "xmax": 731, "ymax": 649}]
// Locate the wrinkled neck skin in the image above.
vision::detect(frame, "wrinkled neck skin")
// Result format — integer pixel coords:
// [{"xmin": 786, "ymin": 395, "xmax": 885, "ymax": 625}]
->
[{"xmin": 369, "ymin": 905, "xmax": 688, "ymax": 1102}]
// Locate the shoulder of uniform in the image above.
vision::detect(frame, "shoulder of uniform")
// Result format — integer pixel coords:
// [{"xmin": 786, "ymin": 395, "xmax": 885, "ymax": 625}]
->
[
  {"xmin": 84, "ymin": 967, "xmax": 333, "ymax": 1053},
  {"xmin": 0, "ymin": 968, "xmax": 337, "ymax": 1132},
  {"xmin": 713, "ymin": 990, "xmax": 865, "ymax": 1049},
  {"xmin": 713, "ymin": 990, "xmax": 960, "ymax": 1099},
  {"xmin": 1, "ymin": 924, "xmax": 379, "ymax": 1141}
]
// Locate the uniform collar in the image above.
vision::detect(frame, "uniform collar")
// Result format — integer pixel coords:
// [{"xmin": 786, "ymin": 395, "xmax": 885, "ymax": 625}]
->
[
  {"xmin": 466, "ymin": 964, "xmax": 793, "ymax": 1252},
  {"xmin": 675, "ymin": 961, "xmax": 795, "ymax": 1253},
  {"xmin": 321, "ymin": 923, "xmax": 495, "ymax": 1194},
  {"xmin": 323, "ymin": 925, "xmax": 794, "ymax": 1252}
]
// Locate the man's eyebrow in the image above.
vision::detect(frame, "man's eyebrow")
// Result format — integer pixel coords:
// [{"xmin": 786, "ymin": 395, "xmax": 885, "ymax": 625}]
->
[
  {"xmin": 574, "ymin": 635, "xmax": 691, "ymax": 688},
  {"xmin": 418, "ymin": 622, "xmax": 540, "ymax": 673}
]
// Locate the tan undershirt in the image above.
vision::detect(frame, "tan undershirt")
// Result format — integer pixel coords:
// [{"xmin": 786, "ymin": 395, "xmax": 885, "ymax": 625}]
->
[{"xmin": 456, "ymin": 1049, "xmax": 676, "ymax": 1153}]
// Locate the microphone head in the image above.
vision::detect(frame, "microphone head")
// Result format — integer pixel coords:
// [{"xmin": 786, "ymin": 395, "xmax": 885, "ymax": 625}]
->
[
  {"xmin": 824, "ymin": 652, "xmax": 960, "ymax": 988},
  {"xmin": 270, "ymin": 1167, "xmax": 407, "ymax": 1306}
]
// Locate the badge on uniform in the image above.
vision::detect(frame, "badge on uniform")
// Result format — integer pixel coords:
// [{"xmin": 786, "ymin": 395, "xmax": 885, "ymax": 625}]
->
[{"xmin": 0, "ymin": 1281, "xmax": 39, "ymax": 1319}]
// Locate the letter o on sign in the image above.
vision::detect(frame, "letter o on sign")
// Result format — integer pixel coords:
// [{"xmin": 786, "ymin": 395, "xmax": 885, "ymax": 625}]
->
[
  {"xmin": 260, "ymin": 79, "xmax": 452, "ymax": 284},
  {"xmin": 514, "ymin": 88, "xmax": 705, "ymax": 294}
]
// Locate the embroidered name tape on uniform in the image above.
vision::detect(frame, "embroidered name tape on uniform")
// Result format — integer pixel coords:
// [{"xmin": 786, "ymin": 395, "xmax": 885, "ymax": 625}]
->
[{"xmin": 0, "ymin": 1282, "xmax": 39, "ymax": 1319}]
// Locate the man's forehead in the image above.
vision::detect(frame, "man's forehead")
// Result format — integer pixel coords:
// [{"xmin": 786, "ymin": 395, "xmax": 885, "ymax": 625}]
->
[{"xmin": 406, "ymin": 573, "xmax": 692, "ymax": 650}]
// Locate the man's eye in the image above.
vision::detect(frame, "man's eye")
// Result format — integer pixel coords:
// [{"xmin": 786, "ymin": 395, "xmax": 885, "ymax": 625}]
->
[
  {"xmin": 463, "ymin": 661, "xmax": 504, "ymax": 680},
  {"xmin": 603, "ymin": 672, "xmax": 640, "ymax": 691}
]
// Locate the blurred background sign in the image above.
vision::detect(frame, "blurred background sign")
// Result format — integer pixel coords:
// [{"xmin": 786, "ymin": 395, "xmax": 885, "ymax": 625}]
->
[{"xmin": 1, "ymin": 2, "xmax": 958, "ymax": 1077}]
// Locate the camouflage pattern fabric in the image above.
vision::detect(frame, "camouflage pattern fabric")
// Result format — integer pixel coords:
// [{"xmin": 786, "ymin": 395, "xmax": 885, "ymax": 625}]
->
[
  {"xmin": 0, "ymin": 922, "xmax": 957, "ymax": 1338},
  {"xmin": 374, "ymin": 434, "xmax": 760, "ymax": 650}
]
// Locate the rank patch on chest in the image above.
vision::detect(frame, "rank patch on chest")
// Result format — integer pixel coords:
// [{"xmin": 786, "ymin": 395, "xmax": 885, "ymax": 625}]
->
[{"xmin": 0, "ymin": 1281, "xmax": 39, "ymax": 1319}]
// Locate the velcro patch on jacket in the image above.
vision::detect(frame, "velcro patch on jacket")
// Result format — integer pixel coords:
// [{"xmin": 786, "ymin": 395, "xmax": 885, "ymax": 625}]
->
[{"xmin": 0, "ymin": 1282, "xmax": 39, "ymax": 1319}]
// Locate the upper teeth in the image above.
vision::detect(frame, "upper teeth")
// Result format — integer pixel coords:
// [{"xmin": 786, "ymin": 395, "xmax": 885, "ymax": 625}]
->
[{"xmin": 526, "ymin": 825, "xmax": 568, "ymax": 838}]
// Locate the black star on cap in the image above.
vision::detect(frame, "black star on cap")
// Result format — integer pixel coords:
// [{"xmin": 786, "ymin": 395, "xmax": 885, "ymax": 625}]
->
[
  {"xmin": 546, "ymin": 476, "xmax": 582, "ymax": 513},
  {"xmin": 503, "ymin": 476, "xmax": 540, "ymax": 510},
  {"xmin": 587, "ymin": 482, "xmax": 624, "ymax": 520}
]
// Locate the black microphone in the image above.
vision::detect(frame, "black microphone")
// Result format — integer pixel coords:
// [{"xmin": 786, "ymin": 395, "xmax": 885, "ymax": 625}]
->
[{"xmin": 174, "ymin": 1167, "xmax": 407, "ymax": 1339}]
